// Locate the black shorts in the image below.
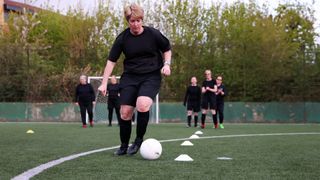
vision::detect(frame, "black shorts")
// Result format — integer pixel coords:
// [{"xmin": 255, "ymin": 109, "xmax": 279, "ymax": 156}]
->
[
  {"xmin": 119, "ymin": 71, "xmax": 161, "ymax": 106},
  {"xmin": 201, "ymin": 95, "xmax": 216, "ymax": 110},
  {"xmin": 187, "ymin": 101, "xmax": 200, "ymax": 112}
]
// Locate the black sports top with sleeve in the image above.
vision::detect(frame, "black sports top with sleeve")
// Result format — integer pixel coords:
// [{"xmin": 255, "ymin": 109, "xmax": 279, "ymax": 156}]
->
[
  {"xmin": 202, "ymin": 80, "xmax": 216, "ymax": 97},
  {"xmin": 107, "ymin": 83, "xmax": 120, "ymax": 99},
  {"xmin": 108, "ymin": 26, "xmax": 171, "ymax": 74},
  {"xmin": 216, "ymin": 84, "xmax": 227, "ymax": 103},
  {"xmin": 75, "ymin": 84, "xmax": 95, "ymax": 104},
  {"xmin": 184, "ymin": 86, "xmax": 201, "ymax": 105}
]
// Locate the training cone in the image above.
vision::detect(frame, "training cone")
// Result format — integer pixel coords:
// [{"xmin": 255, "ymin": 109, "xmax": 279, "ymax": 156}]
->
[
  {"xmin": 189, "ymin": 134, "xmax": 199, "ymax": 139},
  {"xmin": 180, "ymin": 141, "xmax": 194, "ymax": 146},
  {"xmin": 194, "ymin": 130, "xmax": 203, "ymax": 135},
  {"xmin": 174, "ymin": 154, "xmax": 193, "ymax": 161},
  {"xmin": 26, "ymin": 130, "xmax": 34, "ymax": 134}
]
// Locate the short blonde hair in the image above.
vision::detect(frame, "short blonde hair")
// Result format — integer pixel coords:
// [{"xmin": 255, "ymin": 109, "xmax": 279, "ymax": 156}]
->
[
  {"xmin": 204, "ymin": 70, "xmax": 211, "ymax": 74},
  {"xmin": 124, "ymin": 3, "xmax": 144, "ymax": 21}
]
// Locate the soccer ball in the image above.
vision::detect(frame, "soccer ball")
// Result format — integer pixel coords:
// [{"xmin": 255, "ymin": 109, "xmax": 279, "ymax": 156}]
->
[{"xmin": 140, "ymin": 138, "xmax": 162, "ymax": 160}]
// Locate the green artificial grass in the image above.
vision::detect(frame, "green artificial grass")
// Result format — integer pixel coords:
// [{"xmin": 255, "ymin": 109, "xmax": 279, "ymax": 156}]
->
[{"xmin": 0, "ymin": 123, "xmax": 319, "ymax": 180}]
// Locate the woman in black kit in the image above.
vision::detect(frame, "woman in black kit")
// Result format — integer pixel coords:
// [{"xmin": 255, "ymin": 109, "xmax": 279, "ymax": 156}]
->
[
  {"xmin": 214, "ymin": 75, "xmax": 227, "ymax": 129},
  {"xmin": 107, "ymin": 75, "xmax": 121, "ymax": 126},
  {"xmin": 98, "ymin": 3, "xmax": 172, "ymax": 156},
  {"xmin": 75, "ymin": 75, "xmax": 96, "ymax": 128},
  {"xmin": 201, "ymin": 70, "xmax": 217, "ymax": 129},
  {"xmin": 183, "ymin": 76, "xmax": 201, "ymax": 127}
]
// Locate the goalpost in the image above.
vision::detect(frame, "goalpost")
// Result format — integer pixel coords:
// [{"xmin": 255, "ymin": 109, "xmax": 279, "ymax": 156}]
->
[{"xmin": 87, "ymin": 76, "xmax": 160, "ymax": 124}]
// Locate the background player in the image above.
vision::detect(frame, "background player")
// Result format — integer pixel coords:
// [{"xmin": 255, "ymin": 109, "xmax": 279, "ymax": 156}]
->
[
  {"xmin": 201, "ymin": 70, "xmax": 217, "ymax": 129},
  {"xmin": 183, "ymin": 76, "xmax": 201, "ymax": 127},
  {"xmin": 75, "ymin": 75, "xmax": 96, "ymax": 128},
  {"xmin": 107, "ymin": 75, "xmax": 121, "ymax": 126},
  {"xmin": 214, "ymin": 75, "xmax": 227, "ymax": 129}
]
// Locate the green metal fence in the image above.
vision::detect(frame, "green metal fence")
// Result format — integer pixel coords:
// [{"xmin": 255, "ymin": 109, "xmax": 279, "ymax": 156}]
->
[{"xmin": 0, "ymin": 102, "xmax": 319, "ymax": 123}]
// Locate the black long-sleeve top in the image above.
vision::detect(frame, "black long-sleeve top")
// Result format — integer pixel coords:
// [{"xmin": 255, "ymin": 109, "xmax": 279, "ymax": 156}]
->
[
  {"xmin": 184, "ymin": 85, "xmax": 201, "ymax": 105},
  {"xmin": 75, "ymin": 83, "xmax": 95, "ymax": 104},
  {"xmin": 107, "ymin": 83, "xmax": 120, "ymax": 99},
  {"xmin": 216, "ymin": 84, "xmax": 227, "ymax": 103}
]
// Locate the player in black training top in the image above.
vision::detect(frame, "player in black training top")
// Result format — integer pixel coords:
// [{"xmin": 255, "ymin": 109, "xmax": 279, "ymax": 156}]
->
[
  {"xmin": 98, "ymin": 3, "xmax": 172, "ymax": 156},
  {"xmin": 183, "ymin": 77, "xmax": 201, "ymax": 127},
  {"xmin": 107, "ymin": 75, "xmax": 121, "ymax": 126},
  {"xmin": 75, "ymin": 75, "xmax": 96, "ymax": 128},
  {"xmin": 214, "ymin": 75, "xmax": 227, "ymax": 129},
  {"xmin": 201, "ymin": 70, "xmax": 218, "ymax": 129}
]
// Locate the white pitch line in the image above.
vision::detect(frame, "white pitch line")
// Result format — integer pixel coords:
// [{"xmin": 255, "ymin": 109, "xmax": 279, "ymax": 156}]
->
[
  {"xmin": 12, "ymin": 132, "xmax": 320, "ymax": 180},
  {"xmin": 160, "ymin": 132, "xmax": 320, "ymax": 143},
  {"xmin": 11, "ymin": 146, "xmax": 120, "ymax": 180}
]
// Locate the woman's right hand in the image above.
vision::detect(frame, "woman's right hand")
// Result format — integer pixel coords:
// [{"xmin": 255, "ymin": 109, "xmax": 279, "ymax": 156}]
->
[{"xmin": 98, "ymin": 84, "xmax": 107, "ymax": 96}]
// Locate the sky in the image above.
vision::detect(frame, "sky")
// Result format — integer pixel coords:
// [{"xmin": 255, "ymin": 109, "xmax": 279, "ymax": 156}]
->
[{"xmin": 13, "ymin": 0, "xmax": 320, "ymax": 43}]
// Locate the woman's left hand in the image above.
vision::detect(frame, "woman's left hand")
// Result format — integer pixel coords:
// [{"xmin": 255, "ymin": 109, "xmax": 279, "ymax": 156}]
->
[{"xmin": 161, "ymin": 64, "xmax": 171, "ymax": 76}]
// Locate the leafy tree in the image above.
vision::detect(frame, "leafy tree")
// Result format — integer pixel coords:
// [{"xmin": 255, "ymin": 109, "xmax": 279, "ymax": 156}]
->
[{"xmin": 0, "ymin": 0, "xmax": 319, "ymax": 102}]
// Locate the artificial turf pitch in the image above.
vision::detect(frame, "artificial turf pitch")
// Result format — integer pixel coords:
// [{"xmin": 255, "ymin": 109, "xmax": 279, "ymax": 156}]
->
[{"xmin": 0, "ymin": 122, "xmax": 319, "ymax": 180}]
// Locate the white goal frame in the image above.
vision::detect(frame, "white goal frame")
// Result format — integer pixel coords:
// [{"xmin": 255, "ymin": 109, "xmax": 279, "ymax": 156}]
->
[{"xmin": 87, "ymin": 76, "xmax": 160, "ymax": 124}]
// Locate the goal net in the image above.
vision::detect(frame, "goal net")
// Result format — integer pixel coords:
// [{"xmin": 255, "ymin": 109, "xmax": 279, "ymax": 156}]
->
[{"xmin": 88, "ymin": 76, "xmax": 160, "ymax": 124}]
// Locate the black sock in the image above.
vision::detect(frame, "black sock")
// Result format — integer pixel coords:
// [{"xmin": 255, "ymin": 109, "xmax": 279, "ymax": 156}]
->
[
  {"xmin": 213, "ymin": 114, "xmax": 218, "ymax": 125},
  {"xmin": 136, "ymin": 111, "xmax": 149, "ymax": 140},
  {"xmin": 119, "ymin": 118, "xmax": 131, "ymax": 145},
  {"xmin": 115, "ymin": 108, "xmax": 121, "ymax": 125},
  {"xmin": 194, "ymin": 115, "xmax": 198, "ymax": 127},
  {"xmin": 201, "ymin": 114, "xmax": 206, "ymax": 125},
  {"xmin": 187, "ymin": 115, "xmax": 191, "ymax": 126}
]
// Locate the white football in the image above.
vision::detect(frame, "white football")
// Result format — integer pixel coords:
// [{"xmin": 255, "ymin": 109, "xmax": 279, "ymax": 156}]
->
[{"xmin": 140, "ymin": 138, "xmax": 162, "ymax": 160}]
